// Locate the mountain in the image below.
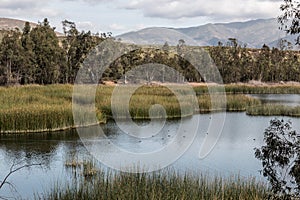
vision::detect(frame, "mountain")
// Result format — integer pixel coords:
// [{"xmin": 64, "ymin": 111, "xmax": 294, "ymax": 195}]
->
[
  {"xmin": 117, "ymin": 18, "xmax": 294, "ymax": 48},
  {"xmin": 0, "ymin": 18, "xmax": 37, "ymax": 31},
  {"xmin": 0, "ymin": 18, "xmax": 63, "ymax": 36}
]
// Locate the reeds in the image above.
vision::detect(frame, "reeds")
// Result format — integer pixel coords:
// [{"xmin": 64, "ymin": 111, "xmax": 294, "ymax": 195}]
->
[
  {"xmin": 43, "ymin": 168, "xmax": 269, "ymax": 200},
  {"xmin": 1, "ymin": 84, "xmax": 300, "ymax": 133},
  {"xmin": 95, "ymin": 85, "xmax": 197, "ymax": 119},
  {"xmin": 246, "ymin": 104, "xmax": 300, "ymax": 117},
  {"xmin": 193, "ymin": 84, "xmax": 300, "ymax": 95},
  {"xmin": 197, "ymin": 94, "xmax": 261, "ymax": 113},
  {"xmin": 0, "ymin": 85, "xmax": 74, "ymax": 133},
  {"xmin": 224, "ymin": 84, "xmax": 300, "ymax": 94}
]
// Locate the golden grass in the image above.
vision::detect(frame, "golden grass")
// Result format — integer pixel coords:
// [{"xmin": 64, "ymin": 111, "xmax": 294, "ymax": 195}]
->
[
  {"xmin": 44, "ymin": 168, "xmax": 269, "ymax": 200},
  {"xmin": 1, "ymin": 84, "xmax": 299, "ymax": 133}
]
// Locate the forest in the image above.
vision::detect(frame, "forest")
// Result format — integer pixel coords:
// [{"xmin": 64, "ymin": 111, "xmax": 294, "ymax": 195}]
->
[{"xmin": 0, "ymin": 18, "xmax": 300, "ymax": 85}]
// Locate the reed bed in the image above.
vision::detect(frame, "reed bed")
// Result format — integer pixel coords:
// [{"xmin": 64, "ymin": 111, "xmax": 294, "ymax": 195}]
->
[
  {"xmin": 43, "ymin": 169, "xmax": 269, "ymax": 200},
  {"xmin": 96, "ymin": 85, "xmax": 197, "ymax": 119},
  {"xmin": 0, "ymin": 104, "xmax": 73, "ymax": 132},
  {"xmin": 193, "ymin": 84, "xmax": 300, "ymax": 95},
  {"xmin": 1, "ymin": 84, "xmax": 300, "ymax": 133},
  {"xmin": 225, "ymin": 84, "xmax": 300, "ymax": 94},
  {"xmin": 0, "ymin": 85, "xmax": 74, "ymax": 133},
  {"xmin": 197, "ymin": 94, "xmax": 261, "ymax": 112},
  {"xmin": 246, "ymin": 104, "xmax": 300, "ymax": 117}
]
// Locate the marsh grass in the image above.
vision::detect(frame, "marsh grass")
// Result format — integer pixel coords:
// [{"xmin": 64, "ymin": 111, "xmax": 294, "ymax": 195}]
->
[
  {"xmin": 193, "ymin": 85, "xmax": 300, "ymax": 95},
  {"xmin": 0, "ymin": 85, "xmax": 74, "ymax": 133},
  {"xmin": 1, "ymin": 84, "xmax": 299, "ymax": 133},
  {"xmin": 246, "ymin": 104, "xmax": 300, "ymax": 117},
  {"xmin": 225, "ymin": 85, "xmax": 300, "ymax": 94},
  {"xmin": 44, "ymin": 168, "xmax": 269, "ymax": 200},
  {"xmin": 197, "ymin": 94, "xmax": 261, "ymax": 113}
]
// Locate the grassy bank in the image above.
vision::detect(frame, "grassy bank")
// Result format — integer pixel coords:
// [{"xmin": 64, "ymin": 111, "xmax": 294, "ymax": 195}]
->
[
  {"xmin": 1, "ymin": 84, "xmax": 300, "ymax": 133},
  {"xmin": 43, "ymin": 168, "xmax": 269, "ymax": 200},
  {"xmin": 194, "ymin": 84, "xmax": 300, "ymax": 95},
  {"xmin": 247, "ymin": 104, "xmax": 300, "ymax": 117}
]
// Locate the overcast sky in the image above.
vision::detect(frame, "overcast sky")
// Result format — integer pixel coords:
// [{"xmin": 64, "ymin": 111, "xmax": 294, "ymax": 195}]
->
[{"xmin": 0, "ymin": 0, "xmax": 283, "ymax": 35}]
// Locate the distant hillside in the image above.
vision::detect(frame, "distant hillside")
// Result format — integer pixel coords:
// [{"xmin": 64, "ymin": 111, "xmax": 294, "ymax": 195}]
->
[
  {"xmin": 0, "ymin": 18, "xmax": 37, "ymax": 31},
  {"xmin": 0, "ymin": 18, "xmax": 63, "ymax": 36},
  {"xmin": 117, "ymin": 18, "xmax": 295, "ymax": 48}
]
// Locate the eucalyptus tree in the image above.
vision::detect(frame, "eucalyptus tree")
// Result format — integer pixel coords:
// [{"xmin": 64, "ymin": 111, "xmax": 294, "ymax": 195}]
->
[
  {"xmin": 30, "ymin": 18, "xmax": 64, "ymax": 84},
  {"xmin": 0, "ymin": 29, "xmax": 24, "ymax": 85}
]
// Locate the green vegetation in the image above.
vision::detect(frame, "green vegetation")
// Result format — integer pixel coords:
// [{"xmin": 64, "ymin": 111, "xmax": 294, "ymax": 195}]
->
[
  {"xmin": 1, "ymin": 18, "xmax": 300, "ymax": 86},
  {"xmin": 0, "ymin": 19, "xmax": 108, "ymax": 85},
  {"xmin": 43, "ymin": 168, "xmax": 269, "ymax": 200},
  {"xmin": 255, "ymin": 118, "xmax": 300, "ymax": 199},
  {"xmin": 247, "ymin": 104, "xmax": 300, "ymax": 117},
  {"xmin": 2, "ymin": 84, "xmax": 300, "ymax": 133},
  {"xmin": 0, "ymin": 85, "xmax": 74, "ymax": 133},
  {"xmin": 193, "ymin": 84, "xmax": 300, "ymax": 95},
  {"xmin": 197, "ymin": 94, "xmax": 260, "ymax": 113}
]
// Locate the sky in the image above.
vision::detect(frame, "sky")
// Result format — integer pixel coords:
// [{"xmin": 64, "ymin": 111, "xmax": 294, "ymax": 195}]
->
[{"xmin": 0, "ymin": 0, "xmax": 283, "ymax": 36}]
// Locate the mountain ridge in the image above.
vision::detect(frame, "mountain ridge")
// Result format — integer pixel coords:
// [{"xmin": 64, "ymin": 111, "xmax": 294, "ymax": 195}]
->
[
  {"xmin": 0, "ymin": 17, "xmax": 295, "ymax": 48},
  {"xmin": 117, "ymin": 18, "xmax": 294, "ymax": 48}
]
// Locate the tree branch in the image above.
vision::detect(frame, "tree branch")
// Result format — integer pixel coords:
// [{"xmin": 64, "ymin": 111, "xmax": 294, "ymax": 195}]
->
[{"xmin": 0, "ymin": 163, "xmax": 42, "ymax": 190}]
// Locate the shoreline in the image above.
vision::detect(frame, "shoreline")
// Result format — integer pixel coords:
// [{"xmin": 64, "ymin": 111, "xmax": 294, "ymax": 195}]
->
[{"xmin": 1, "ymin": 83, "xmax": 300, "ymax": 134}]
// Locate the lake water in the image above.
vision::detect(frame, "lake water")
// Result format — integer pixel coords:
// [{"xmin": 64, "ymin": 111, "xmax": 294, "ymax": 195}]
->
[
  {"xmin": 1, "ymin": 94, "xmax": 300, "ymax": 199},
  {"xmin": 249, "ymin": 94, "xmax": 300, "ymax": 106}
]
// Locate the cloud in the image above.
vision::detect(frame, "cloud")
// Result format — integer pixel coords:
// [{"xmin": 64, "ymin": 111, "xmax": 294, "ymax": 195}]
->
[
  {"xmin": 123, "ymin": 0, "xmax": 282, "ymax": 21},
  {"xmin": 109, "ymin": 23, "xmax": 126, "ymax": 31},
  {"xmin": 62, "ymin": 0, "xmax": 113, "ymax": 5},
  {"xmin": 0, "ymin": 0, "xmax": 61, "ymax": 18}
]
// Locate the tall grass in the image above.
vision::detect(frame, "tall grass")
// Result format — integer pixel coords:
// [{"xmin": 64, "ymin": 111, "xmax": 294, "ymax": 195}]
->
[
  {"xmin": 43, "ymin": 168, "xmax": 269, "ymax": 200},
  {"xmin": 0, "ymin": 85, "xmax": 74, "ymax": 133},
  {"xmin": 96, "ymin": 85, "xmax": 197, "ymax": 119},
  {"xmin": 193, "ymin": 84, "xmax": 300, "ymax": 95},
  {"xmin": 197, "ymin": 94, "xmax": 261, "ymax": 113},
  {"xmin": 246, "ymin": 104, "xmax": 300, "ymax": 117},
  {"xmin": 1, "ymin": 84, "xmax": 300, "ymax": 133}
]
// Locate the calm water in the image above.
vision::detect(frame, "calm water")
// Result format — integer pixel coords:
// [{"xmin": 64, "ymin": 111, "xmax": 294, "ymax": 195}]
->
[
  {"xmin": 249, "ymin": 94, "xmax": 300, "ymax": 106},
  {"xmin": 1, "ymin": 111, "xmax": 300, "ymax": 199}
]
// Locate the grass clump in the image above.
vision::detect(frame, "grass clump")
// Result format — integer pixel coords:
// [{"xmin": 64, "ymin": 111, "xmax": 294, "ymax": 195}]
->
[
  {"xmin": 0, "ymin": 85, "xmax": 74, "ymax": 133},
  {"xmin": 193, "ymin": 85, "xmax": 300, "ymax": 95},
  {"xmin": 44, "ymin": 169, "xmax": 269, "ymax": 200},
  {"xmin": 246, "ymin": 104, "xmax": 300, "ymax": 117},
  {"xmin": 197, "ymin": 94, "xmax": 261, "ymax": 113}
]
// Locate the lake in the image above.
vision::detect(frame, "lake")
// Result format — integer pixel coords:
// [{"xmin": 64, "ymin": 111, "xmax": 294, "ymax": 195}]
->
[
  {"xmin": 249, "ymin": 94, "xmax": 300, "ymax": 106},
  {"xmin": 1, "ymin": 94, "xmax": 300, "ymax": 199}
]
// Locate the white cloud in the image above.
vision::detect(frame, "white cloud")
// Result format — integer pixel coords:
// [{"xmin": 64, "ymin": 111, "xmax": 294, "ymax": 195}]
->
[
  {"xmin": 0, "ymin": 0, "xmax": 61, "ymax": 18},
  {"xmin": 109, "ymin": 23, "xmax": 126, "ymax": 31},
  {"xmin": 77, "ymin": 21, "xmax": 103, "ymax": 32},
  {"xmin": 123, "ymin": 0, "xmax": 282, "ymax": 21}
]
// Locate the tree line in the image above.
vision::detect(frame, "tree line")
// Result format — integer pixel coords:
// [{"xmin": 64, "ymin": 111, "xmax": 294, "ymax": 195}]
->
[
  {"xmin": 1, "ymin": 19, "xmax": 300, "ymax": 85},
  {"xmin": 0, "ymin": 18, "xmax": 108, "ymax": 85},
  {"xmin": 208, "ymin": 39, "xmax": 300, "ymax": 84}
]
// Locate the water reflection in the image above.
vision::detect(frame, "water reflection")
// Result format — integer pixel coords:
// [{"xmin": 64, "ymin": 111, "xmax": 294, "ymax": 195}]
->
[
  {"xmin": 0, "ymin": 113, "xmax": 299, "ymax": 199},
  {"xmin": 249, "ymin": 94, "xmax": 300, "ymax": 106}
]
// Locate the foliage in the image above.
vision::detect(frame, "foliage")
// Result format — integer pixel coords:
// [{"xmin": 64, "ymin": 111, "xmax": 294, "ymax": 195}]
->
[
  {"xmin": 30, "ymin": 18, "xmax": 65, "ymax": 84},
  {"xmin": 1, "ymin": 20, "xmax": 300, "ymax": 85},
  {"xmin": 278, "ymin": 0, "xmax": 300, "ymax": 45},
  {"xmin": 43, "ymin": 168, "xmax": 268, "ymax": 200},
  {"xmin": 0, "ymin": 18, "xmax": 108, "ymax": 85},
  {"xmin": 207, "ymin": 43, "xmax": 300, "ymax": 83},
  {"xmin": 247, "ymin": 104, "xmax": 300, "ymax": 117},
  {"xmin": 4, "ymin": 84, "xmax": 300, "ymax": 133},
  {"xmin": 0, "ymin": 84, "xmax": 261, "ymax": 133},
  {"xmin": 255, "ymin": 118, "xmax": 300, "ymax": 199}
]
